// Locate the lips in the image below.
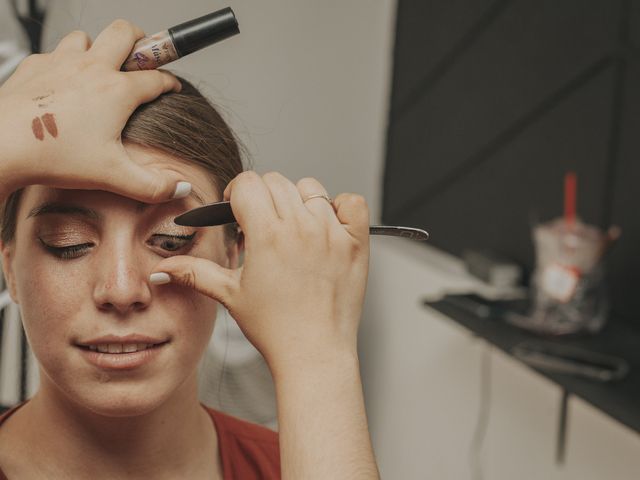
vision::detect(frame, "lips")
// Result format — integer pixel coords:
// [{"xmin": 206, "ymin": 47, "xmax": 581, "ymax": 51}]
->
[
  {"xmin": 75, "ymin": 334, "xmax": 170, "ymax": 370},
  {"xmin": 85, "ymin": 343, "xmax": 158, "ymax": 354},
  {"xmin": 77, "ymin": 334, "xmax": 168, "ymax": 350}
]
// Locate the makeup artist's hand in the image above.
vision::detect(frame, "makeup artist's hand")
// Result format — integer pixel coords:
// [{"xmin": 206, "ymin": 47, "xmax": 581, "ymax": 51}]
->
[
  {"xmin": 0, "ymin": 21, "xmax": 185, "ymax": 204},
  {"xmin": 152, "ymin": 171, "xmax": 370, "ymax": 369},
  {"xmin": 153, "ymin": 172, "xmax": 380, "ymax": 479}
]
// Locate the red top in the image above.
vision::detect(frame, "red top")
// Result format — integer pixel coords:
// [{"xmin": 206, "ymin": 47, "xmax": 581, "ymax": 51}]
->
[{"xmin": 0, "ymin": 403, "xmax": 280, "ymax": 479}]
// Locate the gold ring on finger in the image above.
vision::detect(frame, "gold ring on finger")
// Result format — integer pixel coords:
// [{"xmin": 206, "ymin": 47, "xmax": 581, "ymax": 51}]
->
[{"xmin": 302, "ymin": 193, "xmax": 333, "ymax": 205}]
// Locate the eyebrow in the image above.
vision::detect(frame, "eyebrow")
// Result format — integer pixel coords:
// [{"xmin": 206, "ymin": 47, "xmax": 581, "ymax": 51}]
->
[{"xmin": 27, "ymin": 203, "xmax": 101, "ymax": 221}]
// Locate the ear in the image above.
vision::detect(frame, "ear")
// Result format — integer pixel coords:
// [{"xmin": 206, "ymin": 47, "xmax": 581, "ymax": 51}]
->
[
  {"xmin": 225, "ymin": 229, "xmax": 244, "ymax": 269},
  {"xmin": 0, "ymin": 240, "xmax": 20, "ymax": 305}
]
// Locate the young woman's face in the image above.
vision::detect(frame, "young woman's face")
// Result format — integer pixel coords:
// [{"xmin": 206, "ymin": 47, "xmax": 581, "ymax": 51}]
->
[{"xmin": 1, "ymin": 145, "xmax": 237, "ymax": 416}]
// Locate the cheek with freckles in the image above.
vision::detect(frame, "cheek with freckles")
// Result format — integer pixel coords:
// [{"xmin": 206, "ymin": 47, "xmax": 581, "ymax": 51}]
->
[
  {"xmin": 149, "ymin": 242, "xmax": 226, "ymax": 380},
  {"xmin": 157, "ymin": 284, "xmax": 218, "ymax": 354},
  {"xmin": 14, "ymin": 243, "xmax": 91, "ymax": 367},
  {"xmin": 156, "ymin": 244, "xmax": 225, "ymax": 366}
]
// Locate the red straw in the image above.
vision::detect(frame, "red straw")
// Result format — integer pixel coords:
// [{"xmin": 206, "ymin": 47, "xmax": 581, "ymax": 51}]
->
[{"xmin": 564, "ymin": 171, "xmax": 577, "ymax": 227}]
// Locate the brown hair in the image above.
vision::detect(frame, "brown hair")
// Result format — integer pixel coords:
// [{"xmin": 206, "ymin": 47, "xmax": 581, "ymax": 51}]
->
[{"xmin": 1, "ymin": 76, "xmax": 245, "ymax": 244}]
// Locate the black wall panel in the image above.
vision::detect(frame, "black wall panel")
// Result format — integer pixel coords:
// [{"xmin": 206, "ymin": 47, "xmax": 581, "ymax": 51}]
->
[
  {"xmin": 610, "ymin": 58, "xmax": 640, "ymax": 322},
  {"xmin": 383, "ymin": 0, "xmax": 639, "ymax": 323},
  {"xmin": 629, "ymin": 0, "xmax": 640, "ymax": 48},
  {"xmin": 391, "ymin": 0, "xmax": 496, "ymax": 110}
]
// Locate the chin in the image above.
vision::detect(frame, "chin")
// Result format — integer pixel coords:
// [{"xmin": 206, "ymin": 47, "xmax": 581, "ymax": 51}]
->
[
  {"xmin": 88, "ymin": 396, "xmax": 164, "ymax": 418},
  {"xmin": 62, "ymin": 377, "xmax": 179, "ymax": 418}
]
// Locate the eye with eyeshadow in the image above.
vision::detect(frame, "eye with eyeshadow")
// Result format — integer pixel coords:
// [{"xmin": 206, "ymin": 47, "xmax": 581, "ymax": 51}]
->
[
  {"xmin": 147, "ymin": 232, "xmax": 197, "ymax": 256},
  {"xmin": 38, "ymin": 232, "xmax": 198, "ymax": 260},
  {"xmin": 38, "ymin": 239, "xmax": 94, "ymax": 260}
]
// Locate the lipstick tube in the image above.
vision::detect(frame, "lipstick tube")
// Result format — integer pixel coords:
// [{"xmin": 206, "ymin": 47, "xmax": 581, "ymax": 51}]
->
[{"xmin": 121, "ymin": 7, "xmax": 239, "ymax": 71}]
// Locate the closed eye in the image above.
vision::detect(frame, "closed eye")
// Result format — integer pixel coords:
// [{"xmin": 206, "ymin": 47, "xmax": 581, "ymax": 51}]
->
[{"xmin": 38, "ymin": 240, "xmax": 94, "ymax": 260}]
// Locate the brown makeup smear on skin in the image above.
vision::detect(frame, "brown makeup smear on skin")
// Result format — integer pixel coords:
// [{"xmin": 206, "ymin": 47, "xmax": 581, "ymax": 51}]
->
[
  {"xmin": 42, "ymin": 113, "xmax": 58, "ymax": 138},
  {"xmin": 31, "ymin": 113, "xmax": 58, "ymax": 140},
  {"xmin": 31, "ymin": 116, "xmax": 44, "ymax": 141}
]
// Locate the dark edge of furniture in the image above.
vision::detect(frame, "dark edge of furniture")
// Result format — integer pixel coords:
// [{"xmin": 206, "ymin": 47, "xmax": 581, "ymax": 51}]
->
[{"xmin": 425, "ymin": 299, "xmax": 640, "ymax": 434}]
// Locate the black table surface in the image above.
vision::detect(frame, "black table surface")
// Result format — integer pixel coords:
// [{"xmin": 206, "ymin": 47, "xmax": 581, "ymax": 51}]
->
[{"xmin": 425, "ymin": 298, "xmax": 640, "ymax": 435}]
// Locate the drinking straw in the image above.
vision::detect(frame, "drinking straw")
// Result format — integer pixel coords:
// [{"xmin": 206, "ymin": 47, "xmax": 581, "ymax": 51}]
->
[{"xmin": 564, "ymin": 171, "xmax": 577, "ymax": 228}]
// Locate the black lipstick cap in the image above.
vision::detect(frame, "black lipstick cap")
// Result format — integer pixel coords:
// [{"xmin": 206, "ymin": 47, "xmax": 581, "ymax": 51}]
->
[{"xmin": 169, "ymin": 7, "xmax": 239, "ymax": 57}]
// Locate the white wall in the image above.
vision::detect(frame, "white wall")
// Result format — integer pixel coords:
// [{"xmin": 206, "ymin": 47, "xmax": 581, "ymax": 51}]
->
[
  {"xmin": 362, "ymin": 238, "xmax": 640, "ymax": 480},
  {"xmin": 32, "ymin": 1, "xmax": 640, "ymax": 478},
  {"xmin": 43, "ymin": 0, "xmax": 394, "ymax": 221}
]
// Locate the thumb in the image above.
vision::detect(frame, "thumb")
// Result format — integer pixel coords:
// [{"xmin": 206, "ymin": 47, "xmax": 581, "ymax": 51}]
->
[
  {"xmin": 150, "ymin": 255, "xmax": 238, "ymax": 307},
  {"xmin": 333, "ymin": 193, "xmax": 370, "ymax": 242}
]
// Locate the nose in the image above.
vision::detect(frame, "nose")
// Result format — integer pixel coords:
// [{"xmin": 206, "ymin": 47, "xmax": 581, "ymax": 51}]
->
[{"xmin": 93, "ymin": 246, "xmax": 152, "ymax": 315}]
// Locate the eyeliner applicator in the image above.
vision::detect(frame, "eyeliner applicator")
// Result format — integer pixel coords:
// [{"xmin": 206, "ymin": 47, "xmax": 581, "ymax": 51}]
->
[{"xmin": 121, "ymin": 7, "xmax": 239, "ymax": 71}]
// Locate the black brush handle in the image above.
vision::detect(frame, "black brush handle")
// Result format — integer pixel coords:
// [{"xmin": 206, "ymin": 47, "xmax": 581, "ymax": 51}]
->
[{"xmin": 174, "ymin": 201, "xmax": 429, "ymax": 241}]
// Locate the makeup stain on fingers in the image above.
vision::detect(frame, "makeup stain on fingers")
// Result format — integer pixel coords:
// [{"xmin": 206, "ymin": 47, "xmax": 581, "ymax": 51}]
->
[{"xmin": 31, "ymin": 113, "xmax": 58, "ymax": 141}]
